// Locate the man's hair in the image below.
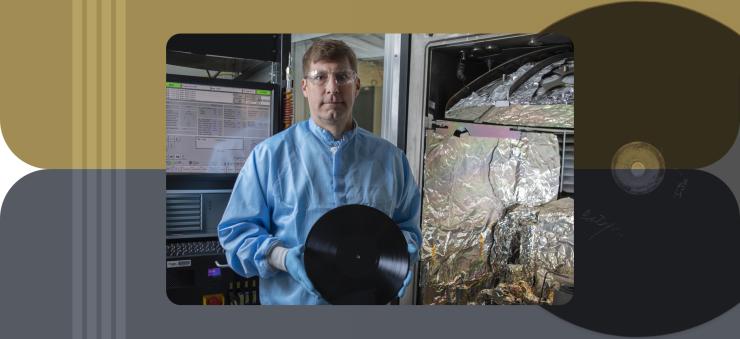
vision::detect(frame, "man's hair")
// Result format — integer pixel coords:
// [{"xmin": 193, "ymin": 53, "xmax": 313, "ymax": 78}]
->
[{"xmin": 302, "ymin": 39, "xmax": 358, "ymax": 76}]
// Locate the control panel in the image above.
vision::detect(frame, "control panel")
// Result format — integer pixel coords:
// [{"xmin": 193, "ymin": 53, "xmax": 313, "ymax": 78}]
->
[{"xmin": 167, "ymin": 239, "xmax": 225, "ymax": 257}]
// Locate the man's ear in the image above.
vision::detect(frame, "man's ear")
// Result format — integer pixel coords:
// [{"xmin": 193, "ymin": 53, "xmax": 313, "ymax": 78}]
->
[
  {"xmin": 301, "ymin": 78, "xmax": 308, "ymax": 97},
  {"xmin": 354, "ymin": 77, "xmax": 361, "ymax": 98}
]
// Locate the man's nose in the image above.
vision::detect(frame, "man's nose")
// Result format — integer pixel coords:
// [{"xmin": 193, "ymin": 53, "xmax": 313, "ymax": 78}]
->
[{"xmin": 324, "ymin": 77, "xmax": 340, "ymax": 93}]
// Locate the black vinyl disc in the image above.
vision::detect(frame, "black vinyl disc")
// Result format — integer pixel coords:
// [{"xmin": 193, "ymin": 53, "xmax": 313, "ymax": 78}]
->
[{"xmin": 304, "ymin": 204, "xmax": 409, "ymax": 305}]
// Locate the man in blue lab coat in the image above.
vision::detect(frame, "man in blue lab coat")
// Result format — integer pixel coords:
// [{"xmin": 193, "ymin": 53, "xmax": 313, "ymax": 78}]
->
[{"xmin": 218, "ymin": 39, "xmax": 421, "ymax": 305}]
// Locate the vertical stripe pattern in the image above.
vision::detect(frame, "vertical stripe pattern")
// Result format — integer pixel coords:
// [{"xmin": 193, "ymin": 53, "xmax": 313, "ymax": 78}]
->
[{"xmin": 72, "ymin": 1, "xmax": 126, "ymax": 338}]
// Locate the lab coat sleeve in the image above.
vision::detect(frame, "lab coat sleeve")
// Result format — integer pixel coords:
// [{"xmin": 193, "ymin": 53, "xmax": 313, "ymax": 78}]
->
[
  {"xmin": 393, "ymin": 155, "xmax": 422, "ymax": 263},
  {"xmin": 218, "ymin": 146, "xmax": 281, "ymax": 279}
]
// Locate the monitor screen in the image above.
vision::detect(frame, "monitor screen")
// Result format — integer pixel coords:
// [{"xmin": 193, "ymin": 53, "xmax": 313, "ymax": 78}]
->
[{"xmin": 166, "ymin": 76, "xmax": 273, "ymax": 174}]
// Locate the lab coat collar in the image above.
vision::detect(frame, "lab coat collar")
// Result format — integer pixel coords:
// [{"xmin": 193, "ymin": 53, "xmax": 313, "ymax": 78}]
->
[{"xmin": 308, "ymin": 118, "xmax": 358, "ymax": 146}]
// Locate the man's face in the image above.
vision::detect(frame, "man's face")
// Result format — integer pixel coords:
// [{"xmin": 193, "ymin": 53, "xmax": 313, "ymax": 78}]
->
[{"xmin": 301, "ymin": 58, "xmax": 360, "ymax": 127}]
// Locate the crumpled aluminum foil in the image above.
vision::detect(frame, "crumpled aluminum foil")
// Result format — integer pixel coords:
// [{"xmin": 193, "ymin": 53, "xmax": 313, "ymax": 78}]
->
[
  {"xmin": 532, "ymin": 85, "xmax": 574, "ymax": 105},
  {"xmin": 475, "ymin": 104, "xmax": 574, "ymax": 129},
  {"xmin": 520, "ymin": 197, "xmax": 575, "ymax": 276},
  {"xmin": 490, "ymin": 198, "xmax": 574, "ymax": 278},
  {"xmin": 486, "ymin": 63, "xmax": 535, "ymax": 103},
  {"xmin": 421, "ymin": 131, "xmax": 562, "ymax": 304},
  {"xmin": 489, "ymin": 205, "xmax": 537, "ymax": 274},
  {"xmin": 483, "ymin": 198, "xmax": 574, "ymax": 304},
  {"xmin": 446, "ymin": 63, "xmax": 536, "ymax": 118},
  {"xmin": 506, "ymin": 59, "xmax": 563, "ymax": 104},
  {"xmin": 509, "ymin": 58, "xmax": 574, "ymax": 105},
  {"xmin": 443, "ymin": 104, "xmax": 490, "ymax": 121},
  {"xmin": 445, "ymin": 58, "xmax": 574, "ymax": 127},
  {"xmin": 421, "ymin": 132, "xmax": 501, "ymax": 304},
  {"xmin": 529, "ymin": 59, "xmax": 574, "ymax": 105},
  {"xmin": 512, "ymin": 133, "xmax": 562, "ymax": 206},
  {"xmin": 491, "ymin": 280, "xmax": 549, "ymax": 305}
]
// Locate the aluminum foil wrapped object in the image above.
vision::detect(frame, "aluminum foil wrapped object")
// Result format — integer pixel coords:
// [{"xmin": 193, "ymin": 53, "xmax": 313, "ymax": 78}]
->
[
  {"xmin": 486, "ymin": 63, "xmax": 535, "ymax": 103},
  {"xmin": 520, "ymin": 197, "xmax": 574, "ymax": 276},
  {"xmin": 508, "ymin": 58, "xmax": 574, "ymax": 105},
  {"xmin": 446, "ymin": 63, "xmax": 536, "ymax": 117},
  {"xmin": 421, "ymin": 132, "xmax": 500, "ymax": 304},
  {"xmin": 421, "ymin": 131, "xmax": 561, "ymax": 304},
  {"xmin": 489, "ymin": 205, "xmax": 538, "ymax": 274},
  {"xmin": 445, "ymin": 58, "xmax": 574, "ymax": 128},
  {"xmin": 491, "ymin": 281, "xmax": 549, "ymax": 305},
  {"xmin": 475, "ymin": 104, "xmax": 574, "ymax": 129},
  {"xmin": 443, "ymin": 104, "xmax": 490, "ymax": 121},
  {"xmin": 529, "ymin": 59, "xmax": 574, "ymax": 105},
  {"xmin": 486, "ymin": 198, "xmax": 574, "ymax": 304}
]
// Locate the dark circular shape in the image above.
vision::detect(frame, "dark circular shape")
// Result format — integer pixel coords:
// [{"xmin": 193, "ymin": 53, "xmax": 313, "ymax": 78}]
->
[
  {"xmin": 611, "ymin": 141, "xmax": 665, "ymax": 195},
  {"xmin": 304, "ymin": 204, "xmax": 409, "ymax": 305},
  {"xmin": 544, "ymin": 2, "xmax": 740, "ymax": 336}
]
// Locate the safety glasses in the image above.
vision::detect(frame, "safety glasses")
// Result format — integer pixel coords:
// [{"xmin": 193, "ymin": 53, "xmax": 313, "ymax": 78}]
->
[{"xmin": 304, "ymin": 69, "xmax": 357, "ymax": 86}]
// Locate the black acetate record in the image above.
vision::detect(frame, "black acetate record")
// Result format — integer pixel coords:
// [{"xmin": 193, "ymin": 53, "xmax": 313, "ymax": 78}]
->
[{"xmin": 304, "ymin": 204, "xmax": 409, "ymax": 305}]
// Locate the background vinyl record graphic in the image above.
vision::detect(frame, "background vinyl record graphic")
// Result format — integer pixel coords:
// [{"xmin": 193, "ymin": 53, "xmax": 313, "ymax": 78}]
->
[
  {"xmin": 611, "ymin": 141, "xmax": 665, "ymax": 195},
  {"xmin": 304, "ymin": 204, "xmax": 410, "ymax": 305},
  {"xmin": 539, "ymin": 2, "xmax": 740, "ymax": 336}
]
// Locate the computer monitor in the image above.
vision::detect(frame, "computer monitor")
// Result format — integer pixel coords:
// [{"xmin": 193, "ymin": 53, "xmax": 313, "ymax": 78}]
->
[{"xmin": 166, "ymin": 74, "xmax": 275, "ymax": 174}]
